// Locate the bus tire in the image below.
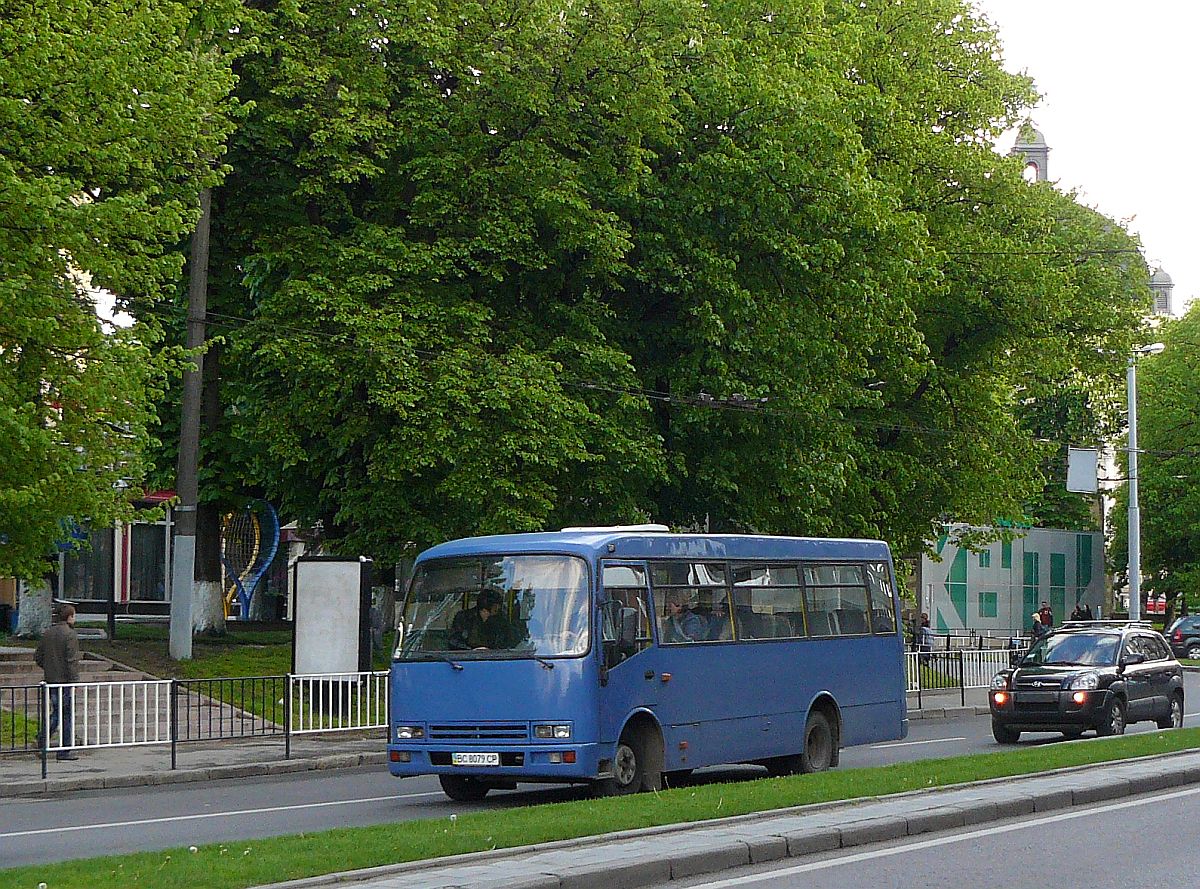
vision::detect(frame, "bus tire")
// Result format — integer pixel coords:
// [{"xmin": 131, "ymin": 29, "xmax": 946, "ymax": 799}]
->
[
  {"xmin": 438, "ymin": 775, "xmax": 490, "ymax": 802},
  {"xmin": 799, "ymin": 711, "xmax": 834, "ymax": 773},
  {"xmin": 592, "ymin": 733, "xmax": 649, "ymax": 796}
]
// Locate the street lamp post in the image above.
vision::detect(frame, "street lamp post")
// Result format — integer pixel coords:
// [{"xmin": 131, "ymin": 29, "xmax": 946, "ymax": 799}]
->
[{"xmin": 1127, "ymin": 343, "xmax": 1165, "ymax": 622}]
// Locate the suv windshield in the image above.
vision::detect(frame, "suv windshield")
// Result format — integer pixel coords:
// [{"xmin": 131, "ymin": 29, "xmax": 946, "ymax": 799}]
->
[
  {"xmin": 395, "ymin": 555, "xmax": 589, "ymax": 660},
  {"xmin": 1021, "ymin": 632, "xmax": 1119, "ymax": 667}
]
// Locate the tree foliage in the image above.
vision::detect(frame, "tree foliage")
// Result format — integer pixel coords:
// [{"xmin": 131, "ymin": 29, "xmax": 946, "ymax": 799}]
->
[
  {"xmin": 147, "ymin": 0, "xmax": 1147, "ymax": 567},
  {"xmin": 0, "ymin": 0, "xmax": 237, "ymax": 579}
]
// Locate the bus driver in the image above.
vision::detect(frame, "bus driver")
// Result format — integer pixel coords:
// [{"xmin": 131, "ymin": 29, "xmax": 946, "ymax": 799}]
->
[{"xmin": 449, "ymin": 589, "xmax": 519, "ymax": 650}]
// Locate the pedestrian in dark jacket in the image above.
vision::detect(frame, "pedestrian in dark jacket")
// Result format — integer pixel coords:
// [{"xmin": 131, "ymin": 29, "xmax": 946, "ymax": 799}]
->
[
  {"xmin": 1038, "ymin": 601, "xmax": 1054, "ymax": 630},
  {"xmin": 35, "ymin": 603, "xmax": 80, "ymax": 760}
]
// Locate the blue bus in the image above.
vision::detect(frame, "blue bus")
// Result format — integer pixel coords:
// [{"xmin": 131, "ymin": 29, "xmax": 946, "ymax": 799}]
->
[{"xmin": 388, "ymin": 526, "xmax": 908, "ymax": 800}]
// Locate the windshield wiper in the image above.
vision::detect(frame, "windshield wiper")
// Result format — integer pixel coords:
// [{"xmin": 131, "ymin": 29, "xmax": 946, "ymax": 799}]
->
[
  {"xmin": 411, "ymin": 654, "xmax": 464, "ymax": 670},
  {"xmin": 534, "ymin": 655, "xmax": 555, "ymax": 670}
]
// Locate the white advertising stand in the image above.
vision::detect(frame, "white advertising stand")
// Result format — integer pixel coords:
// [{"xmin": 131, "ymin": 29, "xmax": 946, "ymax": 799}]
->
[{"xmin": 292, "ymin": 556, "xmax": 373, "ymax": 717}]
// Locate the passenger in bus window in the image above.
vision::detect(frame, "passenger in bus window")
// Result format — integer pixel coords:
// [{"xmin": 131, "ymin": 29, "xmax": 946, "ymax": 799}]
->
[
  {"xmin": 706, "ymin": 598, "xmax": 733, "ymax": 641},
  {"xmin": 662, "ymin": 590, "xmax": 706, "ymax": 643}
]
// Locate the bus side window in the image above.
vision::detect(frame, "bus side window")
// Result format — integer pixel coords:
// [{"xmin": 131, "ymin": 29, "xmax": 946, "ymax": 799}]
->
[{"xmin": 867, "ymin": 563, "xmax": 898, "ymax": 635}]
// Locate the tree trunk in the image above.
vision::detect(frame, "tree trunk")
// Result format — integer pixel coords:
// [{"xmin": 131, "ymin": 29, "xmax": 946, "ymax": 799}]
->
[
  {"xmin": 193, "ymin": 502, "xmax": 227, "ymax": 633},
  {"xmin": 15, "ymin": 579, "xmax": 52, "ymax": 637},
  {"xmin": 192, "ymin": 250, "xmax": 225, "ymax": 635}
]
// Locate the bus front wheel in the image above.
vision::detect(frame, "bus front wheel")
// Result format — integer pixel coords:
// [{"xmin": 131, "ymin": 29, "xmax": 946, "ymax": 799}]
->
[
  {"xmin": 593, "ymin": 735, "xmax": 648, "ymax": 796},
  {"xmin": 799, "ymin": 711, "xmax": 835, "ymax": 773},
  {"xmin": 439, "ymin": 775, "xmax": 491, "ymax": 802}
]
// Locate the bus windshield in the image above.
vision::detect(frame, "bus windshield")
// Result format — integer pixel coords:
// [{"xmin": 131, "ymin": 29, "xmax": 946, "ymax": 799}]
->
[{"xmin": 395, "ymin": 555, "xmax": 590, "ymax": 660}]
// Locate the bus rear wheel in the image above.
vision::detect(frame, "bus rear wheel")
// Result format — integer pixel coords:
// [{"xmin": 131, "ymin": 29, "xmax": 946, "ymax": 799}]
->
[
  {"xmin": 799, "ymin": 711, "xmax": 835, "ymax": 773},
  {"xmin": 439, "ymin": 775, "xmax": 491, "ymax": 802}
]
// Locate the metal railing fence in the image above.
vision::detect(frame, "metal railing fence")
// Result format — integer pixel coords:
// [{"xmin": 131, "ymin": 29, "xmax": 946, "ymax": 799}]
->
[
  {"xmin": 46, "ymin": 680, "xmax": 172, "ymax": 751},
  {"xmin": 290, "ymin": 671, "xmax": 389, "ymax": 735},
  {"xmin": 906, "ymin": 648, "xmax": 1026, "ymax": 708},
  {"xmin": 0, "ymin": 671, "xmax": 391, "ymax": 777},
  {"xmin": 1, "ymin": 684, "xmax": 41, "ymax": 753}
]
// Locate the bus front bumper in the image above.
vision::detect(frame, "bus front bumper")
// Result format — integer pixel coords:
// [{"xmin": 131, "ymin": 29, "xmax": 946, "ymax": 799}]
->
[{"xmin": 386, "ymin": 742, "xmax": 604, "ymax": 781}]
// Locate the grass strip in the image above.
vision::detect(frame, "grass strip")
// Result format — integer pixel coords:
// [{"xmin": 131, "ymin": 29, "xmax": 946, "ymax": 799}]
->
[
  {"xmin": 0, "ymin": 709, "xmax": 38, "ymax": 748},
  {"xmin": 5, "ymin": 727, "xmax": 1200, "ymax": 889}
]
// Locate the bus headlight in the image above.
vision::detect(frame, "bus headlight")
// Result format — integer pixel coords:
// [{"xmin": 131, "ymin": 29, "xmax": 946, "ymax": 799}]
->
[
  {"xmin": 395, "ymin": 725, "xmax": 424, "ymax": 740},
  {"xmin": 534, "ymin": 724, "xmax": 572, "ymax": 739}
]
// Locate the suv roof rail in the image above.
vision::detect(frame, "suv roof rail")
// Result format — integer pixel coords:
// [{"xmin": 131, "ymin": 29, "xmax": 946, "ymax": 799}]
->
[{"xmin": 1059, "ymin": 619, "xmax": 1154, "ymax": 629}]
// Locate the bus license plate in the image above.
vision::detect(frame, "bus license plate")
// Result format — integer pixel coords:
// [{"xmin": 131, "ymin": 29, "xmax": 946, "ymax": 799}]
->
[{"xmin": 451, "ymin": 752, "xmax": 500, "ymax": 767}]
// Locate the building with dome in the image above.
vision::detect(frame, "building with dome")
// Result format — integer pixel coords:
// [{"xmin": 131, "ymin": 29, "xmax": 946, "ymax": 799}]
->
[
  {"xmin": 1011, "ymin": 124, "xmax": 1050, "ymax": 182},
  {"xmin": 1150, "ymin": 267, "xmax": 1174, "ymax": 317}
]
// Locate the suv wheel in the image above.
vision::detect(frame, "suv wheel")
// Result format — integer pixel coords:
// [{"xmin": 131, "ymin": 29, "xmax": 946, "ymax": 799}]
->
[
  {"xmin": 1097, "ymin": 697, "xmax": 1127, "ymax": 736},
  {"xmin": 1157, "ymin": 693, "xmax": 1184, "ymax": 729},
  {"xmin": 1186, "ymin": 641, "xmax": 1200, "ymax": 660},
  {"xmin": 992, "ymin": 719, "xmax": 1020, "ymax": 744}
]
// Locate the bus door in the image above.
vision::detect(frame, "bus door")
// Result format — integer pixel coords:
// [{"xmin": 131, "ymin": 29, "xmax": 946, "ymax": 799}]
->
[{"xmin": 598, "ymin": 562, "xmax": 656, "ymax": 743}]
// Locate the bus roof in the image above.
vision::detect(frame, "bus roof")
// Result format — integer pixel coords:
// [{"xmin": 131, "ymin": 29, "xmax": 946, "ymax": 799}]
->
[{"xmin": 415, "ymin": 531, "xmax": 892, "ymax": 564}]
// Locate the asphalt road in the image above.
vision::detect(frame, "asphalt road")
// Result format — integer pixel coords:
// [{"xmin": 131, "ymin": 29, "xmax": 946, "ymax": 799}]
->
[
  {"xmin": 5, "ymin": 672, "xmax": 1200, "ymax": 868},
  {"xmin": 666, "ymin": 783, "xmax": 1200, "ymax": 889}
]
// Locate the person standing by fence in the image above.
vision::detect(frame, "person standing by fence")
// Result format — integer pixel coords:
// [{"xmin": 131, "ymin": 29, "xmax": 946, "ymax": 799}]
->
[
  {"xmin": 35, "ymin": 603, "xmax": 80, "ymax": 760},
  {"xmin": 1030, "ymin": 611, "xmax": 1049, "ymax": 642},
  {"xmin": 918, "ymin": 613, "xmax": 934, "ymax": 663}
]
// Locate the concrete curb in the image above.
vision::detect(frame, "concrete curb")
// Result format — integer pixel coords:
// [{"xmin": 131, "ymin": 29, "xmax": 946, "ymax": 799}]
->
[
  {"xmin": 908, "ymin": 705, "xmax": 990, "ymax": 720},
  {"xmin": 0, "ymin": 751, "xmax": 388, "ymax": 798},
  {"xmin": 256, "ymin": 748, "xmax": 1200, "ymax": 889}
]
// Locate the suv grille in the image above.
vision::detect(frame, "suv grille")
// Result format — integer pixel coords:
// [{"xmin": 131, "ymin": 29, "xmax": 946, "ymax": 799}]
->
[
  {"xmin": 1015, "ymin": 700, "xmax": 1060, "ymax": 713},
  {"xmin": 1015, "ymin": 677, "xmax": 1065, "ymax": 690},
  {"xmin": 428, "ymin": 722, "xmax": 529, "ymax": 741}
]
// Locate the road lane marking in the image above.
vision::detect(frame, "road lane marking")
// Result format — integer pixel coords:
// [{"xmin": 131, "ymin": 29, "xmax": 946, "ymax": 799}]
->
[
  {"xmin": 693, "ymin": 783, "xmax": 1200, "ymax": 887},
  {"xmin": 870, "ymin": 737, "xmax": 966, "ymax": 749},
  {"xmin": 0, "ymin": 790, "xmax": 446, "ymax": 839}
]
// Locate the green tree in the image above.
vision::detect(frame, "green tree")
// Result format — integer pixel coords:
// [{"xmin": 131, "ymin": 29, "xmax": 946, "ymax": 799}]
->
[
  {"xmin": 153, "ymin": 0, "xmax": 1148, "ymax": 570},
  {"xmin": 0, "ymin": 0, "xmax": 237, "ymax": 580},
  {"xmin": 826, "ymin": 1, "xmax": 1148, "ymax": 555}
]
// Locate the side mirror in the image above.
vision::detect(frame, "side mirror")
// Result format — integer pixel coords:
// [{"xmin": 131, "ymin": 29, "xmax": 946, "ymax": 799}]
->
[{"xmin": 1120, "ymin": 652, "xmax": 1146, "ymax": 670}]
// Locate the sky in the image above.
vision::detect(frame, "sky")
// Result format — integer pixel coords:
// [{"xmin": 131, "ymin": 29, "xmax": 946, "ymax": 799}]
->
[{"xmin": 973, "ymin": 0, "xmax": 1199, "ymax": 315}]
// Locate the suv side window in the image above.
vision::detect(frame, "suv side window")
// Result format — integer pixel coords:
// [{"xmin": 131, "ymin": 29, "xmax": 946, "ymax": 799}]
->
[
  {"xmin": 1146, "ymin": 635, "xmax": 1171, "ymax": 660},
  {"xmin": 1123, "ymin": 636, "xmax": 1149, "ymax": 662}
]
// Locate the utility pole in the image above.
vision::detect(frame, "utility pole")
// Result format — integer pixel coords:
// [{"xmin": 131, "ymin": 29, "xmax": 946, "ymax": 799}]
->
[
  {"xmin": 169, "ymin": 189, "xmax": 211, "ymax": 660},
  {"xmin": 1127, "ymin": 355, "xmax": 1141, "ymax": 622}
]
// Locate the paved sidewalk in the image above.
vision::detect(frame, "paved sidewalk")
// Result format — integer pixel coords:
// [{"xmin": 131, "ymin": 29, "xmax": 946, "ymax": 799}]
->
[
  {"xmin": 906, "ymin": 687, "xmax": 990, "ymax": 719},
  {"xmin": 260, "ymin": 749, "xmax": 1200, "ymax": 889},
  {"xmin": 0, "ymin": 733, "xmax": 386, "ymax": 797}
]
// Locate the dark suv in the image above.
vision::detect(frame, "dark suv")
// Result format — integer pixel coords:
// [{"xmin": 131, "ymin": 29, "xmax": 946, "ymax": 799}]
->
[
  {"xmin": 1166, "ymin": 615, "xmax": 1200, "ymax": 660},
  {"xmin": 989, "ymin": 621, "xmax": 1184, "ymax": 744}
]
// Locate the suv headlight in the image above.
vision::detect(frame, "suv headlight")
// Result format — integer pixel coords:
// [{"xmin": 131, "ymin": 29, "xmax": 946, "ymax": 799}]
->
[
  {"xmin": 990, "ymin": 673, "xmax": 1009, "ymax": 690},
  {"xmin": 1068, "ymin": 672, "xmax": 1099, "ymax": 690}
]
